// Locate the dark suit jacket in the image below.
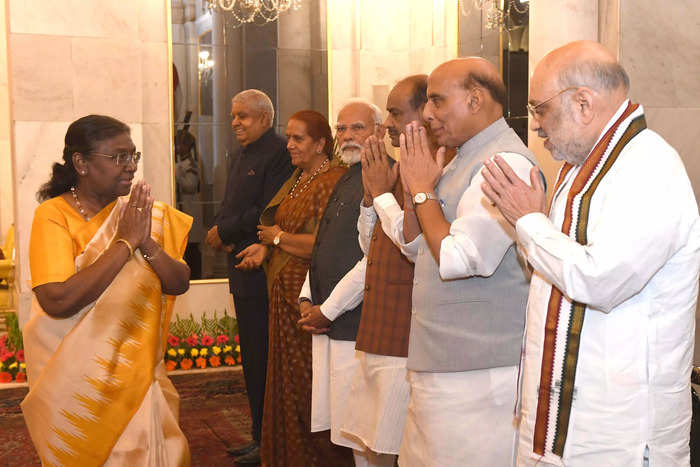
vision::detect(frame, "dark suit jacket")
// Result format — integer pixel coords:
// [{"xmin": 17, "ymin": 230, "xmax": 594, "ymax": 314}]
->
[{"xmin": 216, "ymin": 128, "xmax": 293, "ymax": 297}]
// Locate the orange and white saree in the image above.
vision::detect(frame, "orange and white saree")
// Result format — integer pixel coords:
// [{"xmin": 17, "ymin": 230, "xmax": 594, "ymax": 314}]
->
[{"xmin": 23, "ymin": 196, "xmax": 192, "ymax": 467}]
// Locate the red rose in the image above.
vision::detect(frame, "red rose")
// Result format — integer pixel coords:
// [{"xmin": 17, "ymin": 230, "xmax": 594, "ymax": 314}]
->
[
  {"xmin": 167, "ymin": 335, "xmax": 180, "ymax": 347},
  {"xmin": 0, "ymin": 350, "xmax": 13, "ymax": 363},
  {"xmin": 234, "ymin": 335, "xmax": 240, "ymax": 344},
  {"xmin": 185, "ymin": 334, "xmax": 199, "ymax": 347},
  {"xmin": 0, "ymin": 372, "xmax": 12, "ymax": 383},
  {"xmin": 15, "ymin": 372, "xmax": 26, "ymax": 383},
  {"xmin": 16, "ymin": 350, "xmax": 25, "ymax": 362}
]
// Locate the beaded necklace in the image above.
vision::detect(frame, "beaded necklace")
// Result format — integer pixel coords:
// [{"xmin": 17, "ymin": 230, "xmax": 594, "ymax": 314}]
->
[
  {"xmin": 288, "ymin": 158, "xmax": 329, "ymax": 199},
  {"xmin": 70, "ymin": 186, "xmax": 90, "ymax": 221}
]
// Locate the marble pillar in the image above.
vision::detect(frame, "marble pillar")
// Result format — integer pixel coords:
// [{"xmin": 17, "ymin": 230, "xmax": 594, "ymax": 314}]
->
[{"xmin": 327, "ymin": 0, "xmax": 458, "ymax": 123}]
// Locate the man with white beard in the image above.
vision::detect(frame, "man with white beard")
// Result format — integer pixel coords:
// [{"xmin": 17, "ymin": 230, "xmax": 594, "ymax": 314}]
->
[{"xmin": 297, "ymin": 99, "xmax": 385, "ymax": 463}]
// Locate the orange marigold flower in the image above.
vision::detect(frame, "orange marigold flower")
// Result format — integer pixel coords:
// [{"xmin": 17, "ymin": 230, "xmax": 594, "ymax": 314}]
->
[
  {"xmin": 224, "ymin": 355, "xmax": 236, "ymax": 366},
  {"xmin": 195, "ymin": 357, "xmax": 207, "ymax": 369},
  {"xmin": 209, "ymin": 355, "xmax": 221, "ymax": 367},
  {"xmin": 0, "ymin": 372, "xmax": 12, "ymax": 383},
  {"xmin": 15, "ymin": 372, "xmax": 27, "ymax": 383},
  {"xmin": 180, "ymin": 358, "xmax": 193, "ymax": 370},
  {"xmin": 165, "ymin": 360, "xmax": 177, "ymax": 372}
]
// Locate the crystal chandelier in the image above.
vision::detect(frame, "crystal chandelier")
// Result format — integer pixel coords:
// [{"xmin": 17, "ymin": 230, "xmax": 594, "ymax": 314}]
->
[
  {"xmin": 206, "ymin": 0, "xmax": 302, "ymax": 27},
  {"xmin": 459, "ymin": 0, "xmax": 529, "ymax": 30}
]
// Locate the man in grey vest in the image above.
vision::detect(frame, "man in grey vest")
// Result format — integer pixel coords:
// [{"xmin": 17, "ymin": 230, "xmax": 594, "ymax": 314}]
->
[{"xmin": 370, "ymin": 58, "xmax": 539, "ymax": 466}]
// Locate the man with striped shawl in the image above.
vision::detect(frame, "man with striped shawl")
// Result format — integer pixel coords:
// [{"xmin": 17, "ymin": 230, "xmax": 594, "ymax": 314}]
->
[{"xmin": 482, "ymin": 40, "xmax": 700, "ymax": 466}]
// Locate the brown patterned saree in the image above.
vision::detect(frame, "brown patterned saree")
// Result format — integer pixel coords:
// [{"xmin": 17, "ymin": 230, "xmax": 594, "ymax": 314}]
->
[{"xmin": 260, "ymin": 165, "xmax": 352, "ymax": 467}]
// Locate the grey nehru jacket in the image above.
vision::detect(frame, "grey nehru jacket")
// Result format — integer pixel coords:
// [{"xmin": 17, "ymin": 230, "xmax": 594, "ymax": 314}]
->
[{"xmin": 408, "ymin": 118, "xmax": 537, "ymax": 373}]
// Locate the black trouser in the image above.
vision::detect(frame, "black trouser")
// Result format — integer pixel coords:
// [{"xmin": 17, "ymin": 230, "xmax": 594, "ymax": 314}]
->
[{"xmin": 233, "ymin": 294, "xmax": 269, "ymax": 443}]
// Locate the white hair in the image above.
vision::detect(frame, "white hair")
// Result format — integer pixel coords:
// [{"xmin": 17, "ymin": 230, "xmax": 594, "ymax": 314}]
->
[
  {"xmin": 232, "ymin": 89, "xmax": 275, "ymax": 124},
  {"xmin": 339, "ymin": 98, "xmax": 383, "ymax": 125}
]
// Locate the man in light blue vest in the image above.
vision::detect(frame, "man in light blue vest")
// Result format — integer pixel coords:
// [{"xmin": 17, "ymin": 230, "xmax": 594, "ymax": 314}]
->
[{"xmin": 370, "ymin": 58, "xmax": 539, "ymax": 466}]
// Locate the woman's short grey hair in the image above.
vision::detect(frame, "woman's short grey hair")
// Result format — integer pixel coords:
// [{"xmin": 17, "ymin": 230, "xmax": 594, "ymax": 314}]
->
[
  {"xmin": 341, "ymin": 98, "xmax": 383, "ymax": 125},
  {"xmin": 233, "ymin": 89, "xmax": 275, "ymax": 124},
  {"xmin": 558, "ymin": 60, "xmax": 630, "ymax": 94}
]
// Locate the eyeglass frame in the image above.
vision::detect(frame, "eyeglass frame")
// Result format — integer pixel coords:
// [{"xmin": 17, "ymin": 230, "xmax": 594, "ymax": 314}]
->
[
  {"xmin": 334, "ymin": 122, "xmax": 382, "ymax": 135},
  {"xmin": 90, "ymin": 151, "xmax": 142, "ymax": 166},
  {"xmin": 526, "ymin": 86, "xmax": 580, "ymax": 118}
]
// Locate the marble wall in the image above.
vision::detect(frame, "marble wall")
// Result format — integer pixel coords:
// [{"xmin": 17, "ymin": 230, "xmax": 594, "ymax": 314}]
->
[
  {"xmin": 7, "ymin": 0, "xmax": 172, "ymax": 324},
  {"xmin": 618, "ymin": 0, "xmax": 700, "ymax": 204},
  {"xmin": 327, "ymin": 0, "xmax": 458, "ymax": 123},
  {"xmin": 616, "ymin": 0, "xmax": 700, "ymax": 365},
  {"xmin": 0, "ymin": 3, "xmax": 13, "ymax": 248}
]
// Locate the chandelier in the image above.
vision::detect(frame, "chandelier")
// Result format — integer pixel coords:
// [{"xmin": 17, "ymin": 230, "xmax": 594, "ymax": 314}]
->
[
  {"xmin": 459, "ymin": 0, "xmax": 529, "ymax": 30},
  {"xmin": 206, "ymin": 0, "xmax": 302, "ymax": 27}
]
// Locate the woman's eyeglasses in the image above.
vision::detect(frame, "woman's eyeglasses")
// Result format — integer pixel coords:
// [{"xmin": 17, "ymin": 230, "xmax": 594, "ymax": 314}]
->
[{"xmin": 91, "ymin": 151, "xmax": 142, "ymax": 166}]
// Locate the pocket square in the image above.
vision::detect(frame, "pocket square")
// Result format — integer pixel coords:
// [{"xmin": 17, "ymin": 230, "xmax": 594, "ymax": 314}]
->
[{"xmin": 247, "ymin": 169, "xmax": 256, "ymax": 176}]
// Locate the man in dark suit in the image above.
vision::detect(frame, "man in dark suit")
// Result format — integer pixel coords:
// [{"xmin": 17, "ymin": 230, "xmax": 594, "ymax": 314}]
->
[{"xmin": 206, "ymin": 89, "xmax": 293, "ymax": 464}]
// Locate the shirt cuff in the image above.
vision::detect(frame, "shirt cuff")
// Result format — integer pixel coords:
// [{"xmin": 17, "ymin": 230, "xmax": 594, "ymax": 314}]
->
[
  {"xmin": 373, "ymin": 192, "xmax": 400, "ymax": 212},
  {"xmin": 319, "ymin": 302, "xmax": 342, "ymax": 321},
  {"xmin": 515, "ymin": 212, "xmax": 553, "ymax": 252},
  {"xmin": 359, "ymin": 203, "xmax": 377, "ymax": 222}
]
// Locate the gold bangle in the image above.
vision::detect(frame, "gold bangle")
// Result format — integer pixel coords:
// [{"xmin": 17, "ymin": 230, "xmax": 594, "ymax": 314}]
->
[
  {"xmin": 142, "ymin": 247, "xmax": 162, "ymax": 262},
  {"xmin": 115, "ymin": 238, "xmax": 134, "ymax": 256}
]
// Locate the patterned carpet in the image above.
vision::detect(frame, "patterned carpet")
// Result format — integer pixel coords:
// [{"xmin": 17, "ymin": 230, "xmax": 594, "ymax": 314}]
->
[{"xmin": 0, "ymin": 367, "xmax": 255, "ymax": 467}]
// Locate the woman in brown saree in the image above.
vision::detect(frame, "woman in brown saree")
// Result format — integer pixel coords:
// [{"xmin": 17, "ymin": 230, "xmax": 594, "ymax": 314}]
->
[{"xmin": 236, "ymin": 110, "xmax": 352, "ymax": 466}]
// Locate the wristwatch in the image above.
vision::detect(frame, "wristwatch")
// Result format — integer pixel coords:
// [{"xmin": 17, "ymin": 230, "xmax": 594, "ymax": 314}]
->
[
  {"xmin": 273, "ymin": 230, "xmax": 284, "ymax": 246},
  {"xmin": 413, "ymin": 192, "xmax": 439, "ymax": 205}
]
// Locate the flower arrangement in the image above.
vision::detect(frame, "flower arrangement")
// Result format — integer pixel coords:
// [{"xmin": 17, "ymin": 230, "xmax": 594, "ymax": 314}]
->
[
  {"xmin": 164, "ymin": 310, "xmax": 241, "ymax": 371},
  {"xmin": 0, "ymin": 311, "xmax": 26, "ymax": 383}
]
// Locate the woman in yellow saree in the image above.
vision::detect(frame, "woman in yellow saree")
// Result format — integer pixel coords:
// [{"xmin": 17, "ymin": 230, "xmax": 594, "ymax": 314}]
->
[{"xmin": 22, "ymin": 115, "xmax": 192, "ymax": 466}]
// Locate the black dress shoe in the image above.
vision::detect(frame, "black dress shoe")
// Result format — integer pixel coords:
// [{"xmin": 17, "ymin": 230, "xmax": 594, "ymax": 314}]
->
[
  {"xmin": 235, "ymin": 445, "xmax": 261, "ymax": 465},
  {"xmin": 226, "ymin": 440, "xmax": 258, "ymax": 456}
]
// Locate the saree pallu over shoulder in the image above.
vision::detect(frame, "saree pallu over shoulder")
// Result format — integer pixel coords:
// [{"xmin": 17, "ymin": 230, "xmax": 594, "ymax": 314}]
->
[
  {"xmin": 261, "ymin": 165, "xmax": 345, "ymax": 294},
  {"xmin": 22, "ymin": 198, "xmax": 192, "ymax": 467}
]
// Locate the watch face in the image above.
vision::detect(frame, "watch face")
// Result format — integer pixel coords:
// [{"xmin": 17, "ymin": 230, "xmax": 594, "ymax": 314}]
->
[
  {"xmin": 273, "ymin": 236, "xmax": 280, "ymax": 245},
  {"xmin": 414, "ymin": 192, "xmax": 427, "ymax": 204}
]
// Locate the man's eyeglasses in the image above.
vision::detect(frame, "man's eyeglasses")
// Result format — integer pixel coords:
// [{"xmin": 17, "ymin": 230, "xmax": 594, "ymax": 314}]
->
[
  {"xmin": 526, "ymin": 86, "xmax": 579, "ymax": 117},
  {"xmin": 334, "ymin": 122, "xmax": 379, "ymax": 134},
  {"xmin": 91, "ymin": 151, "xmax": 142, "ymax": 166}
]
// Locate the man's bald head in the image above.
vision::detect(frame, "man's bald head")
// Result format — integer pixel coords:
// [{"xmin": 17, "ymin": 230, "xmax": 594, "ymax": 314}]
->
[
  {"xmin": 424, "ymin": 58, "xmax": 506, "ymax": 147},
  {"xmin": 433, "ymin": 58, "xmax": 507, "ymax": 109},
  {"xmin": 534, "ymin": 41, "xmax": 629, "ymax": 99}
]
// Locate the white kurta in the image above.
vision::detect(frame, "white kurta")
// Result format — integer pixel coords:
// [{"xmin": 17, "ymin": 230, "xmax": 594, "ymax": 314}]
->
[
  {"xmin": 516, "ymin": 102, "xmax": 700, "ymax": 466},
  {"xmin": 302, "ymin": 196, "xmax": 412, "ymax": 454}
]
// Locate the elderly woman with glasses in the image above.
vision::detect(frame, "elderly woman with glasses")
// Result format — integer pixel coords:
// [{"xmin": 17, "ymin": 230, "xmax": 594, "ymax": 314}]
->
[{"xmin": 22, "ymin": 114, "xmax": 192, "ymax": 466}]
